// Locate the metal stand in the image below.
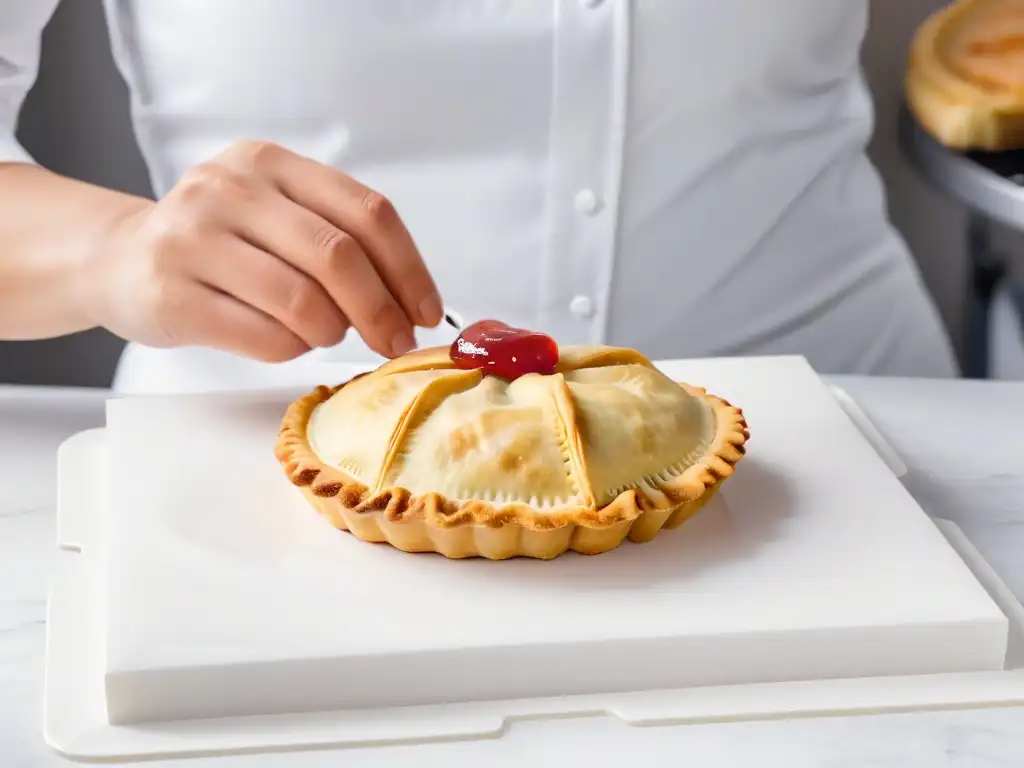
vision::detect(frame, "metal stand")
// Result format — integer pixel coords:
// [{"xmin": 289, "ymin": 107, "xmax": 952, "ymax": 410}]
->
[
  {"xmin": 898, "ymin": 103, "xmax": 1024, "ymax": 379},
  {"xmin": 964, "ymin": 215, "xmax": 1006, "ymax": 379}
]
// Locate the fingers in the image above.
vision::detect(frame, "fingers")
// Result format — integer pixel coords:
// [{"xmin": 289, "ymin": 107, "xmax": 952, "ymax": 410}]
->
[
  {"xmin": 305, "ymin": 179, "xmax": 444, "ymax": 330},
  {"xmin": 185, "ymin": 233, "xmax": 350, "ymax": 351},
  {"xmin": 160, "ymin": 281, "xmax": 311, "ymax": 363},
  {"xmin": 177, "ymin": 141, "xmax": 441, "ymax": 360},
  {"xmin": 219, "ymin": 141, "xmax": 444, "ymax": 330},
  {"xmin": 230, "ymin": 194, "xmax": 417, "ymax": 359}
]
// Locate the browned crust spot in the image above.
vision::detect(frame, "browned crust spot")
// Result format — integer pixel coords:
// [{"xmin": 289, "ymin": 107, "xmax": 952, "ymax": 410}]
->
[
  {"xmin": 312, "ymin": 482, "xmax": 343, "ymax": 497},
  {"xmin": 292, "ymin": 468, "xmax": 320, "ymax": 487}
]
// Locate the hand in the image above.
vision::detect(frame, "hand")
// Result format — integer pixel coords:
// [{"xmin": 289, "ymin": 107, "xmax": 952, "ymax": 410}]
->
[{"xmin": 82, "ymin": 140, "xmax": 442, "ymax": 362}]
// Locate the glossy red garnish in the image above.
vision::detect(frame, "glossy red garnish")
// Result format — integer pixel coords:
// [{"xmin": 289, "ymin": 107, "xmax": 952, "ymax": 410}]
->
[{"xmin": 450, "ymin": 320, "xmax": 559, "ymax": 381}]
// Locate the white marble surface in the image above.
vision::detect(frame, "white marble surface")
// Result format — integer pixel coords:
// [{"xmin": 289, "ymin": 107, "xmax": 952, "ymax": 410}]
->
[{"xmin": 2, "ymin": 377, "xmax": 1024, "ymax": 767}]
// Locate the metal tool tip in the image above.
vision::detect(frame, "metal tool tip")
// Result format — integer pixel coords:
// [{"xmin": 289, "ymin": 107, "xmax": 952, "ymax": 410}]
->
[{"xmin": 444, "ymin": 310, "xmax": 464, "ymax": 330}]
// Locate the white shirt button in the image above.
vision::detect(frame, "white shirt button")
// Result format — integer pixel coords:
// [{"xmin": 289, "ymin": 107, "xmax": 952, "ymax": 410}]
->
[
  {"xmin": 573, "ymin": 188, "xmax": 600, "ymax": 216},
  {"xmin": 569, "ymin": 295, "xmax": 595, "ymax": 318}
]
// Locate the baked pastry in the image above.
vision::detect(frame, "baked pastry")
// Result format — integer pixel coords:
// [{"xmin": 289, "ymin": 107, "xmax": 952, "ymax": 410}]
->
[
  {"xmin": 275, "ymin": 321, "xmax": 748, "ymax": 560},
  {"xmin": 906, "ymin": 0, "xmax": 1024, "ymax": 150}
]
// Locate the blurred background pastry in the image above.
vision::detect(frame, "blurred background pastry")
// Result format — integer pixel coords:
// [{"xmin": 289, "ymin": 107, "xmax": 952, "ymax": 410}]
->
[{"xmin": 907, "ymin": 0, "xmax": 1024, "ymax": 150}]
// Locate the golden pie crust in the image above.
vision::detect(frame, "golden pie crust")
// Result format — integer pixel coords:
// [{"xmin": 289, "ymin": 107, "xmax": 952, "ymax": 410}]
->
[
  {"xmin": 275, "ymin": 345, "xmax": 749, "ymax": 560},
  {"xmin": 906, "ymin": 0, "xmax": 1024, "ymax": 150}
]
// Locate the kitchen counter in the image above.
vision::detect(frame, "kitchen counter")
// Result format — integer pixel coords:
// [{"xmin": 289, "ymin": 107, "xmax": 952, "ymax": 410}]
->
[{"xmin": 3, "ymin": 376, "xmax": 1024, "ymax": 767}]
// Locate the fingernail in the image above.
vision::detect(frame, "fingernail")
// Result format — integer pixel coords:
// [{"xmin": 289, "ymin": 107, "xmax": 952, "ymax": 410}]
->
[
  {"xmin": 390, "ymin": 329, "xmax": 416, "ymax": 357},
  {"xmin": 418, "ymin": 293, "xmax": 444, "ymax": 327}
]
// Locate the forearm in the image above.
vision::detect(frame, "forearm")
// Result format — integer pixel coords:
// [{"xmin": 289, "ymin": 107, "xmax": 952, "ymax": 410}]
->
[{"xmin": 0, "ymin": 162, "xmax": 150, "ymax": 340}]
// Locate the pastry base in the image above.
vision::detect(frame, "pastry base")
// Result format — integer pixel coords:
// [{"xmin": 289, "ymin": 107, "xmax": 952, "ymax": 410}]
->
[{"xmin": 296, "ymin": 482, "xmax": 724, "ymax": 560}]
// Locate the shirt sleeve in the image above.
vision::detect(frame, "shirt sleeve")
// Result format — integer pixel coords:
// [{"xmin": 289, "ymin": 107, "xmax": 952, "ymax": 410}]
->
[{"xmin": 0, "ymin": 0, "xmax": 64, "ymax": 164}]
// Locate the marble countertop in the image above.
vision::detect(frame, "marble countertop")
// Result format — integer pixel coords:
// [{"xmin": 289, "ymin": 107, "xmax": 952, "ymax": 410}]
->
[{"xmin": 3, "ymin": 377, "xmax": 1024, "ymax": 767}]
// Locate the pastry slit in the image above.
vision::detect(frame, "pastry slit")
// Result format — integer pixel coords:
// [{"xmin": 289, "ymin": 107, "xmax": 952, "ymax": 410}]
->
[
  {"xmin": 545, "ymin": 373, "xmax": 596, "ymax": 508},
  {"xmin": 372, "ymin": 369, "xmax": 483, "ymax": 494}
]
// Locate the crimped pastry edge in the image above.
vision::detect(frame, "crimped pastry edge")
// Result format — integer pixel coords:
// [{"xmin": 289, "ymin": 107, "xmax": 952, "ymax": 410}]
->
[
  {"xmin": 905, "ymin": 0, "xmax": 1024, "ymax": 151},
  {"xmin": 274, "ymin": 373, "xmax": 748, "ymax": 559},
  {"xmin": 293, "ymin": 481, "xmax": 725, "ymax": 560}
]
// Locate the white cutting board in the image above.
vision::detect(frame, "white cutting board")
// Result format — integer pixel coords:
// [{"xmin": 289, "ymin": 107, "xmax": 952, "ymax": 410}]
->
[{"xmin": 90, "ymin": 354, "xmax": 1008, "ymax": 729}]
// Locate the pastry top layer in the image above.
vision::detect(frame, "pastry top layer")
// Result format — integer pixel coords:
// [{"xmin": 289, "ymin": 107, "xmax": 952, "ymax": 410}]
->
[
  {"xmin": 277, "ymin": 345, "xmax": 748, "ymax": 530},
  {"xmin": 311, "ymin": 345, "xmax": 722, "ymax": 508}
]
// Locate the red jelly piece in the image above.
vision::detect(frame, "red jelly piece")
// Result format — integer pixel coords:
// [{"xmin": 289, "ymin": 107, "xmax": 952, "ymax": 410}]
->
[{"xmin": 450, "ymin": 320, "xmax": 559, "ymax": 381}]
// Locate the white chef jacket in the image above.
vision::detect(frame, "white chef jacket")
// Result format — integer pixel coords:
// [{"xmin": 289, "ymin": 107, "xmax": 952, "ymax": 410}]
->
[{"xmin": 1, "ymin": 0, "xmax": 958, "ymax": 393}]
